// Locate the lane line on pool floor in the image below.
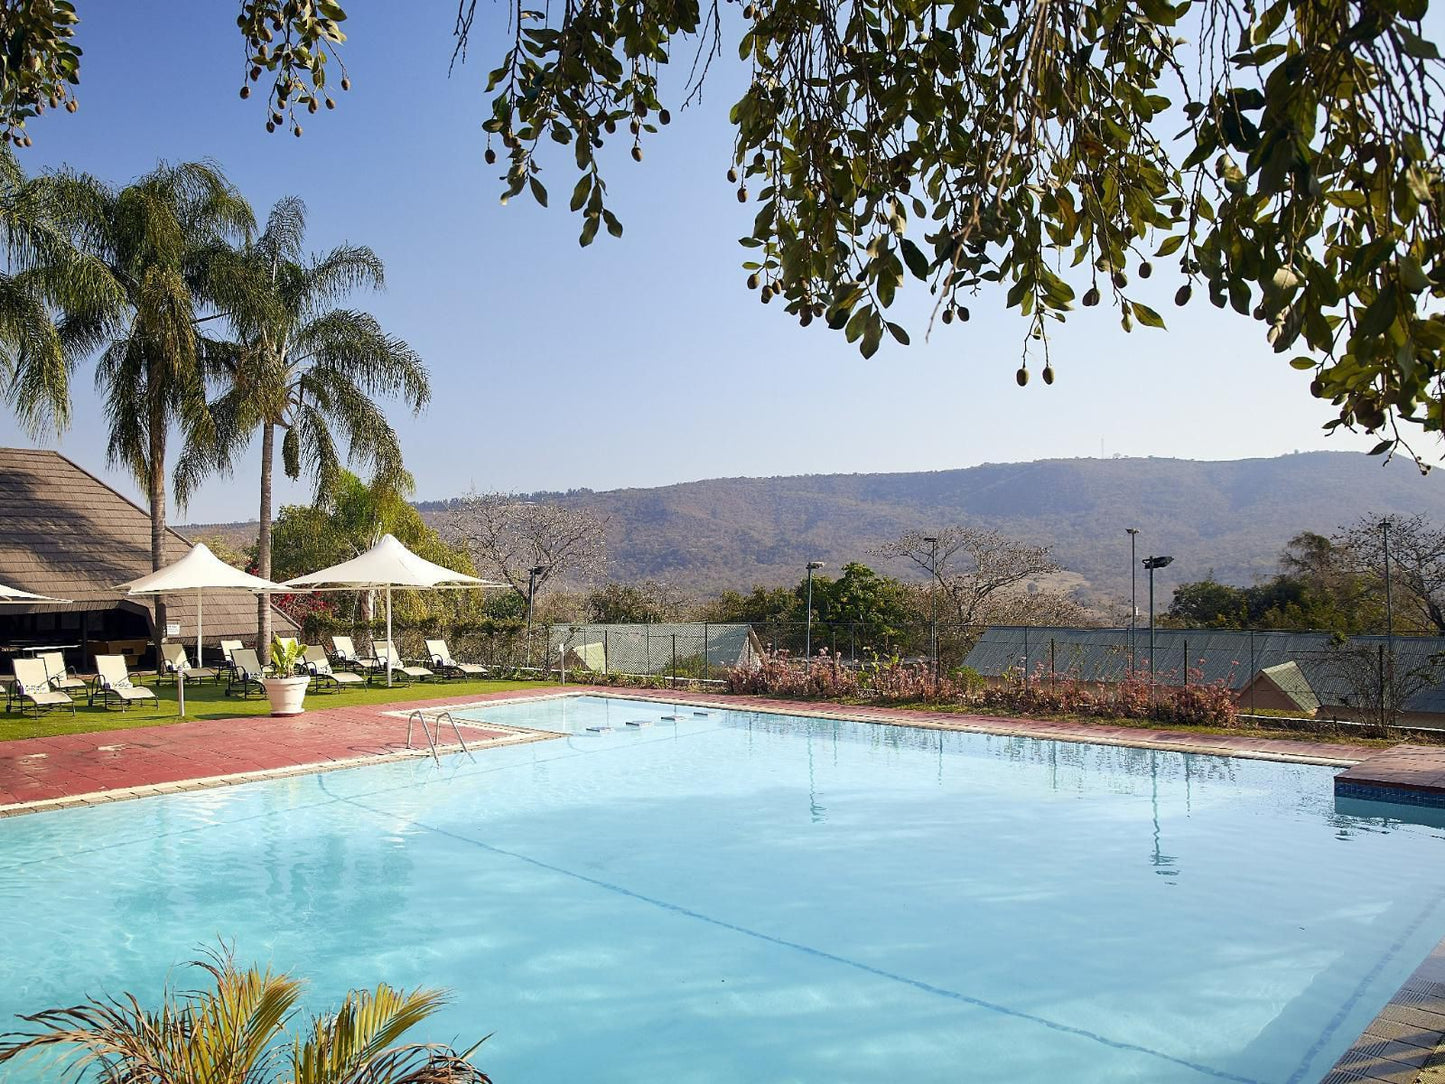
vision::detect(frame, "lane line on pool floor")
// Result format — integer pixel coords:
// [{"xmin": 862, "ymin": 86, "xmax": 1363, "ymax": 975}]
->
[{"xmin": 319, "ymin": 775, "xmax": 1265, "ymax": 1084}]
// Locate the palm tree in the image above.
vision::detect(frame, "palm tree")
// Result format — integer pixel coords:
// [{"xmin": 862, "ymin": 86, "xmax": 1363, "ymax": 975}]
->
[
  {"xmin": 0, "ymin": 145, "xmax": 122, "ymax": 436},
  {"xmin": 0, "ymin": 947, "xmax": 492, "ymax": 1084},
  {"xmin": 55, "ymin": 161, "xmax": 254, "ymax": 664},
  {"xmin": 192, "ymin": 196, "xmax": 429, "ymax": 649}
]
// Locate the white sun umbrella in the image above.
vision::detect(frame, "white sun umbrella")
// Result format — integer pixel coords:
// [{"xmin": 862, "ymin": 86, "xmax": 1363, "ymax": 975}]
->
[
  {"xmin": 0, "ymin": 582, "xmax": 72, "ymax": 605},
  {"xmin": 282, "ymin": 533, "xmax": 503, "ymax": 686},
  {"xmin": 115, "ymin": 542, "xmax": 287, "ymax": 664}
]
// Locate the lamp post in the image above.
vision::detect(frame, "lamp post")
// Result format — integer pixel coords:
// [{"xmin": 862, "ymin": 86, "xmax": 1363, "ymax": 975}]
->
[
  {"xmin": 804, "ymin": 561, "xmax": 825, "ymax": 659},
  {"xmin": 525, "ymin": 564, "xmax": 547, "ymax": 669},
  {"xmin": 1381, "ymin": 518, "xmax": 1395, "ymax": 704},
  {"xmin": 924, "ymin": 535, "xmax": 939, "ymax": 680},
  {"xmin": 1143, "ymin": 555, "xmax": 1174, "ymax": 688},
  {"xmin": 1126, "ymin": 528, "xmax": 1140, "ymax": 675}
]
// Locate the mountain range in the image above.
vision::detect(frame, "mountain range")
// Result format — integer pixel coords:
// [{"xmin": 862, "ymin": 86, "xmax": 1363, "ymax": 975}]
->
[{"xmin": 187, "ymin": 451, "xmax": 1445, "ymax": 604}]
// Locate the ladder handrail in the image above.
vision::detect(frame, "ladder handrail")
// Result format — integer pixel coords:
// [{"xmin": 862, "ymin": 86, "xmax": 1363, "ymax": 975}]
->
[
  {"xmin": 405, "ymin": 709, "xmax": 474, "ymax": 764},
  {"xmin": 405, "ymin": 709, "xmax": 439, "ymax": 764}
]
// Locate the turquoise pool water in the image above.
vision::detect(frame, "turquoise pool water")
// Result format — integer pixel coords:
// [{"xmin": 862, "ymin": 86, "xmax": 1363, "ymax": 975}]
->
[{"xmin": 2, "ymin": 694, "xmax": 1443, "ymax": 1083}]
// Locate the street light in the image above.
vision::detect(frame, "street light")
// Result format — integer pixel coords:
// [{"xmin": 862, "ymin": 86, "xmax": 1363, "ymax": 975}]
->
[
  {"xmin": 804, "ymin": 561, "xmax": 825, "ymax": 659},
  {"xmin": 923, "ymin": 536, "xmax": 939, "ymax": 680},
  {"xmin": 1126, "ymin": 528, "xmax": 1140, "ymax": 675},
  {"xmin": 1381, "ymin": 518, "xmax": 1395, "ymax": 706},
  {"xmin": 1143, "ymin": 555, "xmax": 1174, "ymax": 687},
  {"xmin": 526, "ymin": 564, "xmax": 547, "ymax": 669}
]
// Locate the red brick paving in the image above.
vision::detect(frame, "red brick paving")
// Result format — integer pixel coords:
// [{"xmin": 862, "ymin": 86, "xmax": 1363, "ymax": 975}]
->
[{"xmin": 0, "ymin": 683, "xmax": 1382, "ymax": 814}]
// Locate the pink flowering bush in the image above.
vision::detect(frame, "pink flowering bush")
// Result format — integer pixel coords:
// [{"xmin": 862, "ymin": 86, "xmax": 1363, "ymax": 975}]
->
[{"xmin": 728, "ymin": 654, "xmax": 1239, "ymax": 727}]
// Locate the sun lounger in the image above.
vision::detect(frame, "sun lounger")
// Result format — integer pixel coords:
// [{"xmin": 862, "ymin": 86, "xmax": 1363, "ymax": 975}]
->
[
  {"xmin": 90, "ymin": 655, "xmax": 158, "ymax": 711},
  {"xmin": 160, "ymin": 642, "xmax": 217, "ymax": 684},
  {"xmin": 302, "ymin": 645, "xmax": 364, "ymax": 691},
  {"xmin": 39, "ymin": 651, "xmax": 86, "ymax": 695},
  {"xmin": 330, "ymin": 635, "xmax": 376, "ymax": 672},
  {"xmin": 225, "ymin": 647, "xmax": 269, "ymax": 698},
  {"xmin": 425, "ymin": 639, "xmax": 487, "ymax": 680},
  {"xmin": 370, "ymin": 640, "xmax": 433, "ymax": 684},
  {"xmin": 10, "ymin": 657, "xmax": 75, "ymax": 716}
]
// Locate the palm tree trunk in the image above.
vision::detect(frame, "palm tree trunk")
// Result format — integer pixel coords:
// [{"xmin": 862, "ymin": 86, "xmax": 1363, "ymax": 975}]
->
[
  {"xmin": 148, "ymin": 390, "xmax": 168, "ymax": 676},
  {"xmin": 256, "ymin": 421, "xmax": 274, "ymax": 651}
]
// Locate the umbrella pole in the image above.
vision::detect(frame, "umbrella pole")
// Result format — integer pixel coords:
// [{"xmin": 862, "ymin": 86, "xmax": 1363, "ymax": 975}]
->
[
  {"xmin": 386, "ymin": 586, "xmax": 393, "ymax": 688},
  {"xmin": 196, "ymin": 588, "xmax": 203, "ymax": 667}
]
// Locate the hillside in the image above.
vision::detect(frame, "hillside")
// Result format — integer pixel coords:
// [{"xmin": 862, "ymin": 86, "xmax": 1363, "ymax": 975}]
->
[{"xmin": 187, "ymin": 452, "xmax": 1445, "ymax": 602}]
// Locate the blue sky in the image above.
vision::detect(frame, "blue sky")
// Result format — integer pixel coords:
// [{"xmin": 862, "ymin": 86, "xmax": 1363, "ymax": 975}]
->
[{"xmin": 0, "ymin": 1, "xmax": 1408, "ymax": 523}]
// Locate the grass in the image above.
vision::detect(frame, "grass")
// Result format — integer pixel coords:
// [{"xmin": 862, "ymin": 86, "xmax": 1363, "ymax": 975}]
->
[{"xmin": 0, "ymin": 675, "xmax": 540, "ymax": 743}]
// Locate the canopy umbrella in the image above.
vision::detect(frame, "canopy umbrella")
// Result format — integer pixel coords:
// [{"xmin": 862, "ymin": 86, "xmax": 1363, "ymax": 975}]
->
[
  {"xmin": 115, "ymin": 542, "xmax": 287, "ymax": 664},
  {"xmin": 283, "ymin": 533, "xmax": 503, "ymax": 686},
  {"xmin": 0, "ymin": 582, "xmax": 72, "ymax": 605}
]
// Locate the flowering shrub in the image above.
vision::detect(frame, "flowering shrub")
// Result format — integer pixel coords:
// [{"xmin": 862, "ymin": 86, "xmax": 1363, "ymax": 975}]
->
[{"xmin": 726, "ymin": 654, "xmax": 1239, "ymax": 727}]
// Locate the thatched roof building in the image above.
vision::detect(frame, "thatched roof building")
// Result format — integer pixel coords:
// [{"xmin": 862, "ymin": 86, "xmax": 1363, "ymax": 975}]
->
[{"xmin": 0, "ymin": 447, "xmax": 296, "ymax": 670}]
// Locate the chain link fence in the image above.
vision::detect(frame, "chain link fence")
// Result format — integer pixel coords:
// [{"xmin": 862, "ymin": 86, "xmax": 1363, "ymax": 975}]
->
[{"xmin": 297, "ymin": 615, "xmax": 1445, "ymax": 727}]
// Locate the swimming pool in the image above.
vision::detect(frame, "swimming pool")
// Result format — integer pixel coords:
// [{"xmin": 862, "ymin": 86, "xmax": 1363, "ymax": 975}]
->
[{"xmin": 1, "ymin": 694, "xmax": 1441, "ymax": 1083}]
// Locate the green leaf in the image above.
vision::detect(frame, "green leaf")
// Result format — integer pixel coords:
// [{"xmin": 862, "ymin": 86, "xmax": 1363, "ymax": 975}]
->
[
  {"xmin": 886, "ymin": 321, "xmax": 910, "ymax": 345},
  {"xmin": 1288, "ymin": 357, "xmax": 1316, "ymax": 370},
  {"xmin": 529, "ymin": 177, "xmax": 548, "ymax": 207},
  {"xmin": 1132, "ymin": 302, "xmax": 1166, "ymax": 328},
  {"xmin": 900, "ymin": 238, "xmax": 930, "ymax": 280}
]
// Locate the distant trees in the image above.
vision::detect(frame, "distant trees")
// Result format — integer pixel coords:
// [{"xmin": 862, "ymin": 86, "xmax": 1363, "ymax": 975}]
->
[
  {"xmin": 585, "ymin": 580, "xmax": 691, "ymax": 624},
  {"xmin": 872, "ymin": 527, "xmax": 1064, "ymax": 625},
  {"xmin": 448, "ymin": 493, "xmax": 608, "ymax": 599},
  {"xmin": 1165, "ymin": 524, "xmax": 1445, "ymax": 634},
  {"xmin": 1338, "ymin": 514, "xmax": 1445, "ymax": 633},
  {"xmin": 271, "ymin": 471, "xmax": 475, "ymax": 628}
]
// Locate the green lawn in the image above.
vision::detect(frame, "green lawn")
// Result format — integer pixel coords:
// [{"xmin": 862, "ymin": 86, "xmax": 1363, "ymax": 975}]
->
[{"xmin": 0, "ymin": 676, "xmax": 540, "ymax": 743}]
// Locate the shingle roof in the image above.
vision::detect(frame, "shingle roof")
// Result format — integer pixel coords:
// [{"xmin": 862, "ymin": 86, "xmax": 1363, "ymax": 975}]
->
[
  {"xmin": 1255, "ymin": 661, "xmax": 1322, "ymax": 713},
  {"xmin": 0, "ymin": 447, "xmax": 295, "ymax": 643},
  {"xmin": 963, "ymin": 625, "xmax": 1445, "ymax": 713}
]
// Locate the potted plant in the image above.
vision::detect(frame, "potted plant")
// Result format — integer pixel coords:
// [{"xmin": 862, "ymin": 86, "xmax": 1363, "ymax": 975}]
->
[{"xmin": 261, "ymin": 638, "xmax": 311, "ymax": 717}]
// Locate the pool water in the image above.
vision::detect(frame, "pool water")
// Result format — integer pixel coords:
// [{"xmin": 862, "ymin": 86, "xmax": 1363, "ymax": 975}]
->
[{"xmin": 2, "ymin": 695, "xmax": 1443, "ymax": 1083}]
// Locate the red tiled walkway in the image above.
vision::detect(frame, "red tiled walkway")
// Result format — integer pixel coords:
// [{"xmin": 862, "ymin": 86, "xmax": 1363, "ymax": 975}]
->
[
  {"xmin": 0, "ymin": 686, "xmax": 538, "ymax": 812},
  {"xmin": 1, "ymin": 684, "xmax": 1374, "ymax": 815}
]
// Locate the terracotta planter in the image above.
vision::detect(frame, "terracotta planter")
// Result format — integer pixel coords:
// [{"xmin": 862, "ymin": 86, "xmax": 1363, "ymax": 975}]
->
[{"xmin": 261, "ymin": 675, "xmax": 311, "ymax": 717}]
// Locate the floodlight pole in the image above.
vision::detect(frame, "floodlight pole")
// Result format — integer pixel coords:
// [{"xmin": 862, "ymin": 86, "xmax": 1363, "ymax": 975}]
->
[
  {"xmin": 805, "ymin": 561, "xmax": 825, "ymax": 659},
  {"xmin": 1126, "ymin": 528, "xmax": 1139, "ymax": 675},
  {"xmin": 923, "ymin": 536, "xmax": 939, "ymax": 680},
  {"xmin": 1143, "ymin": 555, "xmax": 1174, "ymax": 689},
  {"xmin": 1382, "ymin": 518, "xmax": 1395, "ymax": 702}
]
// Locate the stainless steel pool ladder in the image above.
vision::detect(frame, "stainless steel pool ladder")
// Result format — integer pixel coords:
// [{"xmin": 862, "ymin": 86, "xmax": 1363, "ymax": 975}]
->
[{"xmin": 406, "ymin": 709, "xmax": 472, "ymax": 764}]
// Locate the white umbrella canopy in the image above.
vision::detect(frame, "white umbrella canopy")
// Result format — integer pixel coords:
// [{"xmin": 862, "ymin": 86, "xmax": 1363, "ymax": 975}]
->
[
  {"xmin": 283, "ymin": 534, "xmax": 503, "ymax": 686},
  {"xmin": 0, "ymin": 582, "xmax": 72, "ymax": 605},
  {"xmin": 116, "ymin": 542, "xmax": 287, "ymax": 663}
]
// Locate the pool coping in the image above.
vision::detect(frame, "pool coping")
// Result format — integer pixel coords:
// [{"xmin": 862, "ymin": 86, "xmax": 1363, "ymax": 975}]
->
[{"xmin": 0, "ymin": 685, "xmax": 1372, "ymax": 822}]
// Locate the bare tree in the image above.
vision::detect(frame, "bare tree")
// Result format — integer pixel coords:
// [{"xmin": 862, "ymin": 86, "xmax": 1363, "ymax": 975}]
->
[
  {"xmin": 1338, "ymin": 514, "xmax": 1445, "ymax": 633},
  {"xmin": 1322, "ymin": 637, "xmax": 1445, "ymax": 733},
  {"xmin": 872, "ymin": 527, "xmax": 1062, "ymax": 625},
  {"xmin": 448, "ymin": 492, "xmax": 608, "ymax": 598}
]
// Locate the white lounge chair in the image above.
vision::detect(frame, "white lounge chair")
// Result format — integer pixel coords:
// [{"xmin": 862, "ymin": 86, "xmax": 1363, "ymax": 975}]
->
[
  {"xmin": 160, "ymin": 642, "xmax": 217, "ymax": 683},
  {"xmin": 225, "ymin": 647, "xmax": 269, "ymax": 698},
  {"xmin": 39, "ymin": 651, "xmax": 86, "ymax": 694},
  {"xmin": 330, "ymin": 635, "xmax": 375, "ymax": 672},
  {"xmin": 371, "ymin": 640, "xmax": 432, "ymax": 684},
  {"xmin": 425, "ymin": 639, "xmax": 487, "ymax": 680},
  {"xmin": 91, "ymin": 655, "xmax": 158, "ymax": 711},
  {"xmin": 302, "ymin": 645, "xmax": 364, "ymax": 691},
  {"xmin": 11, "ymin": 657, "xmax": 75, "ymax": 716}
]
